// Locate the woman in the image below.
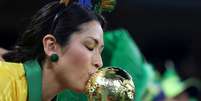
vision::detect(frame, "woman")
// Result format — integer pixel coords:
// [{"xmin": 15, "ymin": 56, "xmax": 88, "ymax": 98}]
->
[{"xmin": 0, "ymin": 0, "xmax": 108, "ymax": 100}]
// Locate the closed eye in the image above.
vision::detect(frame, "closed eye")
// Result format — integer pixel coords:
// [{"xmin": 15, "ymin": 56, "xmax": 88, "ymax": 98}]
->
[
  {"xmin": 85, "ymin": 45, "xmax": 94, "ymax": 51},
  {"xmin": 83, "ymin": 37, "xmax": 97, "ymax": 51}
]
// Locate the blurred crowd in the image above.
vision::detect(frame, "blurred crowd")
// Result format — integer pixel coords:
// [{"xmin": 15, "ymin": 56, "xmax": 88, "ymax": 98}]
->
[{"xmin": 101, "ymin": 29, "xmax": 201, "ymax": 101}]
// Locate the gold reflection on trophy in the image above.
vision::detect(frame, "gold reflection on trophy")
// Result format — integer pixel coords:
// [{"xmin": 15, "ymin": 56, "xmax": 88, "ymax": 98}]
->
[{"xmin": 85, "ymin": 67, "xmax": 135, "ymax": 101}]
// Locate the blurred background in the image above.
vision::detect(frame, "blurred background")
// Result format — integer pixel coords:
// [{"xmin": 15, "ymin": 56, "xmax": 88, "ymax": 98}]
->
[{"xmin": 0, "ymin": 0, "xmax": 201, "ymax": 100}]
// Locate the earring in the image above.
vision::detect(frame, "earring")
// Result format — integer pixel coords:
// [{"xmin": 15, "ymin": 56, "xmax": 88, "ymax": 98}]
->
[{"xmin": 50, "ymin": 53, "xmax": 59, "ymax": 62}]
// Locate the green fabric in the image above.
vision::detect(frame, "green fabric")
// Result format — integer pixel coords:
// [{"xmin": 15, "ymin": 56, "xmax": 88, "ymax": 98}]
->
[
  {"xmin": 56, "ymin": 29, "xmax": 149, "ymax": 101},
  {"xmin": 141, "ymin": 64, "xmax": 164, "ymax": 101},
  {"xmin": 23, "ymin": 59, "xmax": 42, "ymax": 101},
  {"xmin": 102, "ymin": 29, "xmax": 148, "ymax": 101},
  {"xmin": 56, "ymin": 90, "xmax": 87, "ymax": 101}
]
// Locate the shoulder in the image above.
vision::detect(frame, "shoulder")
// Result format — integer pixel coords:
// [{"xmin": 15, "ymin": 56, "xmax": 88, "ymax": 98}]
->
[
  {"xmin": 0, "ymin": 61, "xmax": 27, "ymax": 101},
  {"xmin": 0, "ymin": 61, "xmax": 25, "ymax": 84},
  {"xmin": 0, "ymin": 61, "xmax": 25, "ymax": 77}
]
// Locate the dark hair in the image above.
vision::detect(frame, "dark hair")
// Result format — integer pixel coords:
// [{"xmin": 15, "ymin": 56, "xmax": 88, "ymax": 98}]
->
[{"xmin": 3, "ymin": 1, "xmax": 106, "ymax": 63}]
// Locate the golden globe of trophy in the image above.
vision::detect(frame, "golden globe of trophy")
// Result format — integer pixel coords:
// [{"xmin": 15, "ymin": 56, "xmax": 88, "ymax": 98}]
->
[{"xmin": 85, "ymin": 67, "xmax": 135, "ymax": 101}]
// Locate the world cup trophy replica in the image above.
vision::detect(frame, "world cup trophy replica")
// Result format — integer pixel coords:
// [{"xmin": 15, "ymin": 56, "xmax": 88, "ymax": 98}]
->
[{"xmin": 85, "ymin": 67, "xmax": 135, "ymax": 101}]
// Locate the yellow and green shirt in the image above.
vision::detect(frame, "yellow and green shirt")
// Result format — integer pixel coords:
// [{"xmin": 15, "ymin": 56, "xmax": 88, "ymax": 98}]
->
[{"xmin": 0, "ymin": 60, "xmax": 42, "ymax": 101}]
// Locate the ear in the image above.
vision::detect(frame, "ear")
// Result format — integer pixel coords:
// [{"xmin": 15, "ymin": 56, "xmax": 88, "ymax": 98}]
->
[{"xmin": 43, "ymin": 34, "xmax": 59, "ymax": 57}]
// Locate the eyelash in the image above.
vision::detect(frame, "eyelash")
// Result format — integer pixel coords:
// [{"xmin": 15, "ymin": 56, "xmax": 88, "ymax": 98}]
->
[{"xmin": 85, "ymin": 45, "xmax": 94, "ymax": 51}]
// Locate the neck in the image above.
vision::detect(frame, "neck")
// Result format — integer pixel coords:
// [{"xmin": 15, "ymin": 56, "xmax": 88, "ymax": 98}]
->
[{"xmin": 42, "ymin": 60, "xmax": 63, "ymax": 101}]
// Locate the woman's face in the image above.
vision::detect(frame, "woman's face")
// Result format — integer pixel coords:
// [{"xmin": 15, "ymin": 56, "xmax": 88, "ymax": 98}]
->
[{"xmin": 56, "ymin": 20, "xmax": 104, "ymax": 92}]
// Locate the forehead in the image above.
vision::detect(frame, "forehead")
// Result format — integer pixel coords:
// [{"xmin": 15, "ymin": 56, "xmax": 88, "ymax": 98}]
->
[{"xmin": 75, "ymin": 20, "xmax": 104, "ymax": 43}]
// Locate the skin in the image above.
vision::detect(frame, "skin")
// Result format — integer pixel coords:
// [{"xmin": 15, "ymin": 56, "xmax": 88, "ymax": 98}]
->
[{"xmin": 42, "ymin": 20, "xmax": 104, "ymax": 101}]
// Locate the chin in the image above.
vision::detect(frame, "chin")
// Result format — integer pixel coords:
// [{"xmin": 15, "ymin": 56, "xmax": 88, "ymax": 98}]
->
[{"xmin": 71, "ymin": 78, "xmax": 88, "ymax": 92}]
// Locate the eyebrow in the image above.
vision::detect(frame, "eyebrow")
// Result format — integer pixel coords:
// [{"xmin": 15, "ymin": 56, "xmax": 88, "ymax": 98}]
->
[{"xmin": 87, "ymin": 36, "xmax": 104, "ymax": 51}]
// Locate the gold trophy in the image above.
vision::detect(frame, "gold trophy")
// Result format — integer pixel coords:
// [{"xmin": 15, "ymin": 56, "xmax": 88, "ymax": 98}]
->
[{"xmin": 85, "ymin": 67, "xmax": 135, "ymax": 101}]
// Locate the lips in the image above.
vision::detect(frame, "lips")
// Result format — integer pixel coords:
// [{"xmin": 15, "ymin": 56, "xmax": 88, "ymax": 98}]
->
[{"xmin": 86, "ymin": 69, "xmax": 96, "ymax": 85}]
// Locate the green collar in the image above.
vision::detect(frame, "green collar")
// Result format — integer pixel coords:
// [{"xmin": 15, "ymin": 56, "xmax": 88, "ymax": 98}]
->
[{"xmin": 23, "ymin": 59, "xmax": 42, "ymax": 101}]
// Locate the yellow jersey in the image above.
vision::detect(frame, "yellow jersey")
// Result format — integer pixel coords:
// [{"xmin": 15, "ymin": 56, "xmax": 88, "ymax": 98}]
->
[{"xmin": 0, "ymin": 61, "xmax": 27, "ymax": 101}]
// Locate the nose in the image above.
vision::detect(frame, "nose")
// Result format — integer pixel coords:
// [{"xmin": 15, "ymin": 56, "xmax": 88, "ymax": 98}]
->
[{"xmin": 93, "ymin": 53, "xmax": 103, "ymax": 69}]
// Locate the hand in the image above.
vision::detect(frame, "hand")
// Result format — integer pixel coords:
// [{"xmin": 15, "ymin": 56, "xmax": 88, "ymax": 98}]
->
[{"xmin": 0, "ymin": 47, "xmax": 8, "ymax": 61}]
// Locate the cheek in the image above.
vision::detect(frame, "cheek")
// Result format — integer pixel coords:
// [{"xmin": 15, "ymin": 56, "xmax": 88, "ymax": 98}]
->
[
  {"xmin": 67, "ymin": 46, "xmax": 91, "ymax": 68},
  {"xmin": 61, "ymin": 44, "xmax": 92, "ymax": 91}
]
